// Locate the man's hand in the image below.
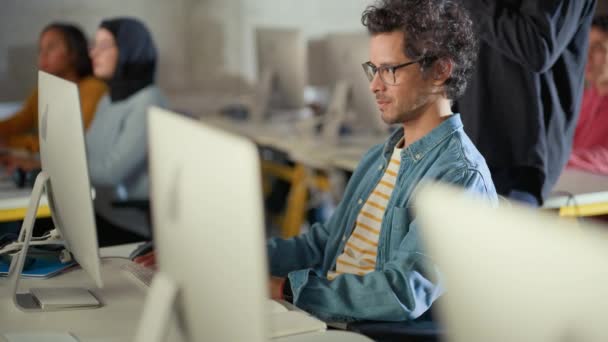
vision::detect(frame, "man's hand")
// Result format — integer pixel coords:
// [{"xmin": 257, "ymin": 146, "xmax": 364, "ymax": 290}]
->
[
  {"xmin": 133, "ymin": 250, "xmax": 156, "ymax": 269},
  {"xmin": 269, "ymin": 276, "xmax": 286, "ymax": 300}
]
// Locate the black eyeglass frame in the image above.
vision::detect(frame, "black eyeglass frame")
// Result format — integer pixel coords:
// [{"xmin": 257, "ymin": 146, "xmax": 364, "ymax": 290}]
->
[{"xmin": 361, "ymin": 58, "xmax": 426, "ymax": 85}]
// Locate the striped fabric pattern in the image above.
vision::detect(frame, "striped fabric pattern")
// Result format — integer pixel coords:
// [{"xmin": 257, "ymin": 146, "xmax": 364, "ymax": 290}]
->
[{"xmin": 328, "ymin": 146, "xmax": 402, "ymax": 280}]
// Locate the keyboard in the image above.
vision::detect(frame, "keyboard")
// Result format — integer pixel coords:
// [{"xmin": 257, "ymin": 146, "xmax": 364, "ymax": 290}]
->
[{"xmin": 121, "ymin": 262, "xmax": 155, "ymax": 287}]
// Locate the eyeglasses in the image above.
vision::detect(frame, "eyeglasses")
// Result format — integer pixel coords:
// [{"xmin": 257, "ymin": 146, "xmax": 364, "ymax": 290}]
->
[{"xmin": 362, "ymin": 59, "xmax": 423, "ymax": 85}]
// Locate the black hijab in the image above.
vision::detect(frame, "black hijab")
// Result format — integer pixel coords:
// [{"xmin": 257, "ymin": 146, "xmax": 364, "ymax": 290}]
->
[{"xmin": 100, "ymin": 17, "xmax": 157, "ymax": 102}]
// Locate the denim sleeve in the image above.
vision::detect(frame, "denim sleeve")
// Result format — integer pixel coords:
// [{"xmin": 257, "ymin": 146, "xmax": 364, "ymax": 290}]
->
[
  {"xmin": 267, "ymin": 144, "xmax": 383, "ymax": 277},
  {"xmin": 285, "ymin": 167, "xmax": 496, "ymax": 322},
  {"xmin": 461, "ymin": 0, "xmax": 595, "ymax": 73},
  {"xmin": 267, "ymin": 220, "xmax": 331, "ymax": 277}
]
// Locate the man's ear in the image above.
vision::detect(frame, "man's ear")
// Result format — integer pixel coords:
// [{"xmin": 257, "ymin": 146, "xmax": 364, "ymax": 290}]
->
[{"xmin": 432, "ymin": 58, "xmax": 454, "ymax": 85}]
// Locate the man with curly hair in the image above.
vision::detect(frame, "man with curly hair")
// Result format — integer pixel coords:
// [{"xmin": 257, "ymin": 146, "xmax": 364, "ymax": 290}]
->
[
  {"xmin": 267, "ymin": 0, "xmax": 497, "ymax": 322},
  {"xmin": 456, "ymin": 0, "xmax": 597, "ymax": 206}
]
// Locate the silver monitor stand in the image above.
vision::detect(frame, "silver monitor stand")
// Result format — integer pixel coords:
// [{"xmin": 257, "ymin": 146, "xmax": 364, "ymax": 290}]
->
[{"xmin": 7, "ymin": 172, "xmax": 101, "ymax": 312}]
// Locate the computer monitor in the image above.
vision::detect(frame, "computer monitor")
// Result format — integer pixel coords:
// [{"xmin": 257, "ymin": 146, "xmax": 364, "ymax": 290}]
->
[
  {"xmin": 137, "ymin": 107, "xmax": 327, "ymax": 342},
  {"xmin": 414, "ymin": 183, "xmax": 608, "ymax": 342},
  {"xmin": 307, "ymin": 37, "xmax": 330, "ymax": 88},
  {"xmin": 256, "ymin": 27, "xmax": 307, "ymax": 112},
  {"xmin": 142, "ymin": 107, "xmax": 269, "ymax": 341},
  {"xmin": 325, "ymin": 32, "xmax": 389, "ymax": 135},
  {"xmin": 6, "ymin": 71, "xmax": 102, "ymax": 311}
]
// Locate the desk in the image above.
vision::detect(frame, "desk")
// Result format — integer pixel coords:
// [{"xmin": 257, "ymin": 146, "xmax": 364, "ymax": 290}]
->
[
  {"xmin": 327, "ymin": 144, "xmax": 375, "ymax": 173},
  {"xmin": 544, "ymin": 169, "xmax": 608, "ymax": 217},
  {"xmin": 0, "ymin": 258, "xmax": 149, "ymax": 341},
  {"xmin": 202, "ymin": 116, "xmax": 386, "ymax": 237},
  {"xmin": 275, "ymin": 331, "xmax": 373, "ymax": 342},
  {"xmin": 0, "ymin": 181, "xmax": 50, "ymax": 223},
  {"xmin": 1, "ymin": 253, "xmax": 372, "ymax": 341},
  {"xmin": 0, "ymin": 102, "xmax": 21, "ymax": 121}
]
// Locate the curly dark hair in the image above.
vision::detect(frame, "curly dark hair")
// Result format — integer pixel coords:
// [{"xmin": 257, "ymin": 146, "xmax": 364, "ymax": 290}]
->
[
  {"xmin": 593, "ymin": 16, "xmax": 608, "ymax": 33},
  {"xmin": 41, "ymin": 22, "xmax": 93, "ymax": 78},
  {"xmin": 361, "ymin": 0, "xmax": 478, "ymax": 100}
]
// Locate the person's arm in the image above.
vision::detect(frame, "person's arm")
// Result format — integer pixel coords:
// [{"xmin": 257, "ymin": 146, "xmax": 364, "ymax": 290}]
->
[
  {"xmin": 0, "ymin": 89, "xmax": 38, "ymax": 136},
  {"xmin": 6, "ymin": 134, "xmax": 39, "ymax": 152},
  {"xmin": 568, "ymin": 147, "xmax": 608, "ymax": 174},
  {"xmin": 267, "ymin": 220, "xmax": 333, "ymax": 277},
  {"xmin": 78, "ymin": 78, "xmax": 107, "ymax": 130},
  {"xmin": 86, "ymin": 97, "xmax": 151, "ymax": 186},
  {"xmin": 461, "ymin": 0, "xmax": 594, "ymax": 73},
  {"xmin": 281, "ymin": 168, "xmax": 495, "ymax": 322},
  {"xmin": 267, "ymin": 145, "xmax": 383, "ymax": 277}
]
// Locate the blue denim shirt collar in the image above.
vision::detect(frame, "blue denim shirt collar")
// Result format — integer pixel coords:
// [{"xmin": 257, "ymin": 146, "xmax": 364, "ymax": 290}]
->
[{"xmin": 383, "ymin": 114, "xmax": 464, "ymax": 163}]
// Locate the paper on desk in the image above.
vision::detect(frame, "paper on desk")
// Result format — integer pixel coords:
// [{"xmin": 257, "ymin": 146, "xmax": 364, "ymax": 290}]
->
[{"xmin": 3, "ymin": 333, "xmax": 79, "ymax": 342}]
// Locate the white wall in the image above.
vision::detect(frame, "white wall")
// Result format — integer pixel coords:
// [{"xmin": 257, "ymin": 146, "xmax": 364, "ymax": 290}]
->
[
  {"xmin": 0, "ymin": 0, "xmax": 189, "ymax": 100},
  {"xmin": 237, "ymin": 0, "xmax": 373, "ymax": 81},
  {"xmin": 0, "ymin": 0, "xmax": 375, "ymax": 99},
  {"xmin": 183, "ymin": 0, "xmax": 374, "ymax": 86}
]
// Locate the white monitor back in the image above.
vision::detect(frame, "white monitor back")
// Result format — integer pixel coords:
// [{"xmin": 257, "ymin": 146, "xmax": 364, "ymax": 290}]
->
[
  {"xmin": 414, "ymin": 183, "xmax": 608, "ymax": 342},
  {"xmin": 256, "ymin": 27, "xmax": 307, "ymax": 110},
  {"xmin": 307, "ymin": 37, "xmax": 330, "ymax": 87},
  {"xmin": 38, "ymin": 71, "xmax": 102, "ymax": 288},
  {"xmin": 325, "ymin": 32, "xmax": 388, "ymax": 134},
  {"xmin": 148, "ymin": 107, "xmax": 269, "ymax": 341}
]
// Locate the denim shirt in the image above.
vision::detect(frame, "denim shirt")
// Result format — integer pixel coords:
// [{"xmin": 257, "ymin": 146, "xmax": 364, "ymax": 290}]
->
[{"xmin": 267, "ymin": 114, "xmax": 497, "ymax": 322}]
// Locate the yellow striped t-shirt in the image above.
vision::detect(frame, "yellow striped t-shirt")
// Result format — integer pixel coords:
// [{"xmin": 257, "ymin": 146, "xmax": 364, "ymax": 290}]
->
[{"xmin": 328, "ymin": 144, "xmax": 402, "ymax": 279}]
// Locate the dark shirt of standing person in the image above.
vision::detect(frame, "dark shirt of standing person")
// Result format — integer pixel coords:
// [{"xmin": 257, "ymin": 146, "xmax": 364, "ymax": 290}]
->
[{"xmin": 455, "ymin": 0, "xmax": 597, "ymax": 205}]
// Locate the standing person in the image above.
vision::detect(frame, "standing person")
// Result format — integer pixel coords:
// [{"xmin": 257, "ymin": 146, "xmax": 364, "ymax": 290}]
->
[
  {"xmin": 456, "ymin": 0, "xmax": 597, "ymax": 205},
  {"xmin": 88, "ymin": 17, "xmax": 168, "ymax": 246},
  {"xmin": 568, "ymin": 16, "xmax": 608, "ymax": 174},
  {"xmin": 0, "ymin": 22, "xmax": 106, "ymax": 152}
]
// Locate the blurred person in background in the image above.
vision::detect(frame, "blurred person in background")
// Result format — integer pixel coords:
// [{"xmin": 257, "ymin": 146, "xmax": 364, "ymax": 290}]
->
[
  {"xmin": 567, "ymin": 16, "xmax": 608, "ymax": 174},
  {"xmin": 87, "ymin": 17, "xmax": 168, "ymax": 246},
  {"xmin": 0, "ymin": 22, "xmax": 106, "ymax": 152},
  {"xmin": 456, "ymin": 0, "xmax": 597, "ymax": 206}
]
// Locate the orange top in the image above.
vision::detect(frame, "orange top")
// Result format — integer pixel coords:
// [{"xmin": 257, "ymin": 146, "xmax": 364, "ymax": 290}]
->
[{"xmin": 0, "ymin": 76, "xmax": 107, "ymax": 152}]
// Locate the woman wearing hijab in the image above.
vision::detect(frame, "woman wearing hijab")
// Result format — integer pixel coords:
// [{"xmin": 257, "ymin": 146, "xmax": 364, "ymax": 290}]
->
[
  {"xmin": 88, "ymin": 17, "xmax": 168, "ymax": 246},
  {"xmin": 0, "ymin": 22, "xmax": 106, "ymax": 152}
]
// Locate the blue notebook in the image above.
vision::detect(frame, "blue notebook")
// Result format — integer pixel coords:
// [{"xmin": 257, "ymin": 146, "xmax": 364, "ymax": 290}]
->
[{"xmin": 0, "ymin": 255, "xmax": 76, "ymax": 278}]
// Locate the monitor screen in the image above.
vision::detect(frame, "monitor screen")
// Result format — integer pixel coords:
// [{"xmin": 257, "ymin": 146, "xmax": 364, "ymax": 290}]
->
[{"xmin": 256, "ymin": 28, "xmax": 307, "ymax": 110}]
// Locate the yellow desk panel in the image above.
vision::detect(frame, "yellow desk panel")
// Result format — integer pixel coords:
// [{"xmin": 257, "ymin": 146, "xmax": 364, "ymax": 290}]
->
[{"xmin": 0, "ymin": 205, "xmax": 51, "ymax": 223}]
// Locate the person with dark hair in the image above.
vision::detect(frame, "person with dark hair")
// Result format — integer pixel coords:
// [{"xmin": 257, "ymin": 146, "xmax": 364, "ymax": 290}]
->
[
  {"xmin": 87, "ymin": 17, "xmax": 167, "ymax": 246},
  {"xmin": 266, "ymin": 0, "xmax": 497, "ymax": 322},
  {"xmin": 0, "ymin": 22, "xmax": 106, "ymax": 152},
  {"xmin": 567, "ymin": 16, "xmax": 608, "ymax": 174},
  {"xmin": 455, "ymin": 0, "xmax": 597, "ymax": 205}
]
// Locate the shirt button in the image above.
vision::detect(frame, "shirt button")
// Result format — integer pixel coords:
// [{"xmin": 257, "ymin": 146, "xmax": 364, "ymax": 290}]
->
[
  {"xmin": 342, "ymin": 236, "xmax": 347, "ymax": 242},
  {"xmin": 378, "ymin": 164, "xmax": 383, "ymax": 170},
  {"xmin": 358, "ymin": 199, "xmax": 363, "ymax": 205},
  {"xmin": 415, "ymin": 153, "xmax": 421, "ymax": 160}
]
